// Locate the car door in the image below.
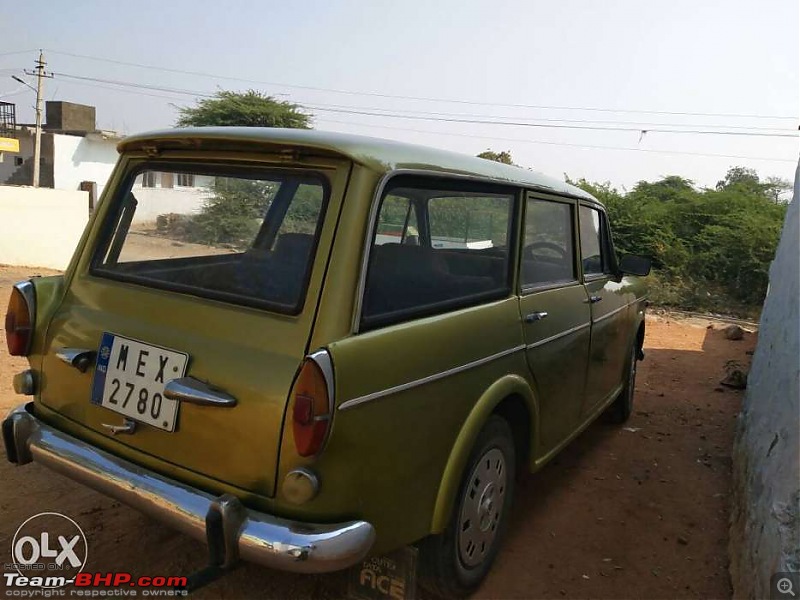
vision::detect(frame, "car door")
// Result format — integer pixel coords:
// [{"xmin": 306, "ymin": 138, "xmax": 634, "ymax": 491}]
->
[
  {"xmin": 579, "ymin": 203, "xmax": 631, "ymax": 415},
  {"xmin": 324, "ymin": 175, "xmax": 525, "ymax": 544},
  {"xmin": 518, "ymin": 194, "xmax": 591, "ymax": 456}
]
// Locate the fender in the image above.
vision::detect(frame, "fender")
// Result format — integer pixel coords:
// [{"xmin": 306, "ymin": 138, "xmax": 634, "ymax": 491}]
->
[{"xmin": 430, "ymin": 373, "xmax": 538, "ymax": 533}]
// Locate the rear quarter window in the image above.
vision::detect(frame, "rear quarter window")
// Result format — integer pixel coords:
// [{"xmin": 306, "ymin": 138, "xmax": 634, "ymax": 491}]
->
[{"xmin": 361, "ymin": 178, "xmax": 515, "ymax": 330}]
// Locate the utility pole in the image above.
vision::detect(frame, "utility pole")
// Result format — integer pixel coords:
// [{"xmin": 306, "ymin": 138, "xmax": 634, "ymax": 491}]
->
[{"xmin": 23, "ymin": 50, "xmax": 52, "ymax": 188}]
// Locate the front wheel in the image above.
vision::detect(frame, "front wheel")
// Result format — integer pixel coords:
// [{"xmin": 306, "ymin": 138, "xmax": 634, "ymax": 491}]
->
[
  {"xmin": 607, "ymin": 342, "xmax": 639, "ymax": 423},
  {"xmin": 419, "ymin": 416, "xmax": 515, "ymax": 598}
]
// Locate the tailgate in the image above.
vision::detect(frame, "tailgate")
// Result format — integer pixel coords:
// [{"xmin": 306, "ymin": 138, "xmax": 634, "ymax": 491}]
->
[{"xmin": 38, "ymin": 156, "xmax": 349, "ymax": 497}]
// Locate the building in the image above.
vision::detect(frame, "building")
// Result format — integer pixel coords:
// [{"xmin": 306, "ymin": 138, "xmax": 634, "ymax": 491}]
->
[{"xmin": 0, "ymin": 101, "xmax": 121, "ymax": 198}]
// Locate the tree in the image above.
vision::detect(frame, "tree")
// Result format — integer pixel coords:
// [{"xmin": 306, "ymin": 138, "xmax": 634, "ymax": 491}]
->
[
  {"xmin": 715, "ymin": 166, "xmax": 761, "ymax": 193},
  {"xmin": 763, "ymin": 176, "xmax": 792, "ymax": 204},
  {"xmin": 172, "ymin": 90, "xmax": 315, "ymax": 247},
  {"xmin": 567, "ymin": 168, "xmax": 788, "ymax": 315},
  {"xmin": 176, "ymin": 90, "xmax": 312, "ymax": 128},
  {"xmin": 477, "ymin": 149, "xmax": 515, "ymax": 165}
]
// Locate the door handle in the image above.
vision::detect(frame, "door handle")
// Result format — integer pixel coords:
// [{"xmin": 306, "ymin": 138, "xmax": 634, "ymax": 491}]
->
[
  {"xmin": 587, "ymin": 295, "xmax": 603, "ymax": 304},
  {"xmin": 56, "ymin": 348, "xmax": 96, "ymax": 373},
  {"xmin": 524, "ymin": 311, "xmax": 549, "ymax": 323},
  {"xmin": 163, "ymin": 377, "xmax": 237, "ymax": 407}
]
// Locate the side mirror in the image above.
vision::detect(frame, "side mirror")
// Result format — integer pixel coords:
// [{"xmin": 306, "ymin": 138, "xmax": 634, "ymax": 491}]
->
[{"xmin": 619, "ymin": 254, "xmax": 652, "ymax": 276}]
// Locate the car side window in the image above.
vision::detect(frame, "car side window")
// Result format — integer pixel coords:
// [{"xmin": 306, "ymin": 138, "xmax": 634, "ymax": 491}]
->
[
  {"xmin": 361, "ymin": 180, "xmax": 514, "ymax": 329},
  {"xmin": 375, "ymin": 195, "xmax": 419, "ymax": 246},
  {"xmin": 579, "ymin": 205, "xmax": 607, "ymax": 276},
  {"xmin": 521, "ymin": 198, "xmax": 576, "ymax": 288}
]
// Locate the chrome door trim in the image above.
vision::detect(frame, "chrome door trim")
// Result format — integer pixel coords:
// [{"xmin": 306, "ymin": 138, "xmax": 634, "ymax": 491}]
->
[
  {"xmin": 519, "ymin": 279, "xmax": 580, "ymax": 296},
  {"xmin": 337, "ymin": 344, "xmax": 525, "ymax": 411},
  {"xmin": 592, "ymin": 302, "xmax": 631, "ymax": 325},
  {"xmin": 525, "ymin": 322, "xmax": 590, "ymax": 350}
]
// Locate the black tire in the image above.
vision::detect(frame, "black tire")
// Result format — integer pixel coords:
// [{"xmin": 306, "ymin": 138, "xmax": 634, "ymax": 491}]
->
[
  {"xmin": 607, "ymin": 342, "xmax": 639, "ymax": 424},
  {"xmin": 419, "ymin": 415, "xmax": 516, "ymax": 599}
]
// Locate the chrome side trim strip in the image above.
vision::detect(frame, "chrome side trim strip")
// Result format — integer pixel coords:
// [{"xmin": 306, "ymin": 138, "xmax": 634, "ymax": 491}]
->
[
  {"xmin": 592, "ymin": 302, "xmax": 630, "ymax": 324},
  {"xmin": 338, "ymin": 344, "xmax": 525, "ymax": 411},
  {"xmin": 526, "ymin": 322, "xmax": 590, "ymax": 350}
]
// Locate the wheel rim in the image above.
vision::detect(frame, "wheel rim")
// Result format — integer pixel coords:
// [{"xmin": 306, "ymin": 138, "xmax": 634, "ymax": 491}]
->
[{"xmin": 458, "ymin": 447, "xmax": 507, "ymax": 568}]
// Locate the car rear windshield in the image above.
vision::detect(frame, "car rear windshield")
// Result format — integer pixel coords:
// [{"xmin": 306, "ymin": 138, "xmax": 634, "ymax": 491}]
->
[{"xmin": 91, "ymin": 163, "xmax": 329, "ymax": 314}]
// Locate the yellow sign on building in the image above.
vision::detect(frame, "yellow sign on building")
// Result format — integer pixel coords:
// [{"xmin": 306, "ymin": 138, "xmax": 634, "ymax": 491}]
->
[{"xmin": 0, "ymin": 137, "xmax": 20, "ymax": 153}]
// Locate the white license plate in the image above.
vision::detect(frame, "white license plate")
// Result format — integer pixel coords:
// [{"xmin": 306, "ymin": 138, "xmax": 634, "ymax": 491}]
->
[{"xmin": 91, "ymin": 333, "xmax": 188, "ymax": 432}]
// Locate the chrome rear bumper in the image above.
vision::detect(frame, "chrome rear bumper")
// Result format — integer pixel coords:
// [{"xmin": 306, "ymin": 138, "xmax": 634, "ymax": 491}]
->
[{"xmin": 2, "ymin": 402, "xmax": 375, "ymax": 574}]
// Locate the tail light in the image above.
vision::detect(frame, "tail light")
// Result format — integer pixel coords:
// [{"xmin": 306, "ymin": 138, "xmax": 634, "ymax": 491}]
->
[
  {"xmin": 291, "ymin": 350, "xmax": 334, "ymax": 457},
  {"xmin": 5, "ymin": 281, "xmax": 35, "ymax": 356}
]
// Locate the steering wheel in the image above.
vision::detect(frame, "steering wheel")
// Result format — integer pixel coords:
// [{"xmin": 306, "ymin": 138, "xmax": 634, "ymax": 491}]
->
[{"xmin": 523, "ymin": 241, "xmax": 567, "ymax": 260}]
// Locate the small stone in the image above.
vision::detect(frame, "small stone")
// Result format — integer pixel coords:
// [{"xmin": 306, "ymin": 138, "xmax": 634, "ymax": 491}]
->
[
  {"xmin": 723, "ymin": 325, "xmax": 744, "ymax": 340},
  {"xmin": 677, "ymin": 536, "xmax": 689, "ymax": 545},
  {"xmin": 721, "ymin": 369, "xmax": 748, "ymax": 389},
  {"xmin": 714, "ymin": 387, "xmax": 725, "ymax": 393}
]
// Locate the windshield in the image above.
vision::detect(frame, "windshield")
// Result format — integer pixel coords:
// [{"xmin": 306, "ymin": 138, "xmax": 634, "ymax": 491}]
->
[{"xmin": 91, "ymin": 163, "xmax": 329, "ymax": 314}]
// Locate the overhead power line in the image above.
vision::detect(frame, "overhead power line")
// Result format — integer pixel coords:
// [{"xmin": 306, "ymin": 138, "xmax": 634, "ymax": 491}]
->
[
  {"xmin": 47, "ymin": 75, "xmax": 196, "ymax": 102},
  {"xmin": 46, "ymin": 48, "xmax": 797, "ymax": 121},
  {"xmin": 49, "ymin": 71, "xmax": 799, "ymax": 139},
  {"xmin": 304, "ymin": 105, "xmax": 798, "ymax": 138},
  {"xmin": 316, "ymin": 118, "xmax": 798, "ymax": 163},
  {"xmin": 52, "ymin": 72, "xmax": 215, "ymax": 98},
  {"xmin": 0, "ymin": 50, "xmax": 37, "ymax": 58},
  {"xmin": 298, "ymin": 101, "xmax": 792, "ymax": 132}
]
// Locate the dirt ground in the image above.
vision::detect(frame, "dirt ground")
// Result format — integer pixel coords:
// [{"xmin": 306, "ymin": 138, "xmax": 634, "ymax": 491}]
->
[{"xmin": 0, "ymin": 264, "xmax": 756, "ymax": 599}]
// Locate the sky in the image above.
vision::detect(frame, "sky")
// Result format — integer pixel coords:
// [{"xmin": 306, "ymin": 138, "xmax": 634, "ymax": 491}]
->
[{"xmin": 1, "ymin": 0, "xmax": 798, "ymax": 190}]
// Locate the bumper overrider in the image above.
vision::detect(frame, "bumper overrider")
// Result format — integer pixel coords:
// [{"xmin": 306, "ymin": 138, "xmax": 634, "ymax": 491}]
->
[{"xmin": 2, "ymin": 403, "xmax": 375, "ymax": 574}]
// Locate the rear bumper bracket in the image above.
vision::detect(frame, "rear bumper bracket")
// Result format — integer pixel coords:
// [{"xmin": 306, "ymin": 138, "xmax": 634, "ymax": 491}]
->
[{"xmin": 2, "ymin": 402, "xmax": 375, "ymax": 575}]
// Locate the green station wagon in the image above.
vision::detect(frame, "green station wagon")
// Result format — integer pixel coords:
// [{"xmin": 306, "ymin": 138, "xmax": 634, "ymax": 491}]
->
[{"xmin": 3, "ymin": 128, "xmax": 650, "ymax": 597}]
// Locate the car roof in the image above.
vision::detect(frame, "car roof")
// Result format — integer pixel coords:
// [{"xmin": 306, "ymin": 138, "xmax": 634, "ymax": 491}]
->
[{"xmin": 119, "ymin": 127, "xmax": 599, "ymax": 203}]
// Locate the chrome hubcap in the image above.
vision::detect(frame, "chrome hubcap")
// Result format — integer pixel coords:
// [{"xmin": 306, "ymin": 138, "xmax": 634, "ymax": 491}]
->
[{"xmin": 458, "ymin": 447, "xmax": 507, "ymax": 568}]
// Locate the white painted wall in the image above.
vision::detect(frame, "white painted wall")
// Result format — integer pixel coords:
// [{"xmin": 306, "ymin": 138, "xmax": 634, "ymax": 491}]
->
[
  {"xmin": 52, "ymin": 134, "xmax": 118, "ymax": 198},
  {"xmin": 730, "ymin": 161, "xmax": 800, "ymax": 597},
  {"xmin": 129, "ymin": 187, "xmax": 212, "ymax": 224},
  {"xmin": 0, "ymin": 186, "xmax": 88, "ymax": 270}
]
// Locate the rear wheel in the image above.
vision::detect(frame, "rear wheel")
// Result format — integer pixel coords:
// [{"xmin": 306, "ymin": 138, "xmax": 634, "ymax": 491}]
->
[
  {"xmin": 419, "ymin": 416, "xmax": 515, "ymax": 598},
  {"xmin": 607, "ymin": 342, "xmax": 639, "ymax": 423}
]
